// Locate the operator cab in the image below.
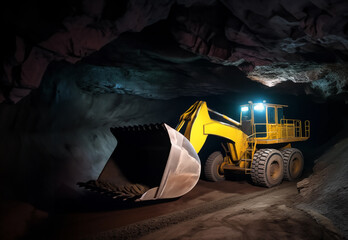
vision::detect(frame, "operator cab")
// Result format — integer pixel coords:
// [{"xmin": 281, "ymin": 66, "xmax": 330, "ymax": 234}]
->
[{"xmin": 240, "ymin": 101, "xmax": 287, "ymax": 138}]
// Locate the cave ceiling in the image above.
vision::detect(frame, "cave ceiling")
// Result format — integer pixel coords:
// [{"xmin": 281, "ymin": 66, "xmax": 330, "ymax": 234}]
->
[{"xmin": 1, "ymin": 0, "xmax": 348, "ymax": 103}]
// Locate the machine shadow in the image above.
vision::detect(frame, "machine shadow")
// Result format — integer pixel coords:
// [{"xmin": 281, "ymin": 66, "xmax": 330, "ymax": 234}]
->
[{"xmin": 57, "ymin": 192, "xmax": 181, "ymax": 213}]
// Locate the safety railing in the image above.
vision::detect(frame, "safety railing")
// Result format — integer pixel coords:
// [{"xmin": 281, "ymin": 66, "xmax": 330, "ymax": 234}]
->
[
  {"xmin": 305, "ymin": 120, "xmax": 310, "ymax": 138},
  {"xmin": 252, "ymin": 123, "xmax": 267, "ymax": 138},
  {"xmin": 251, "ymin": 119, "xmax": 304, "ymax": 140},
  {"xmin": 280, "ymin": 119, "xmax": 301, "ymax": 139}
]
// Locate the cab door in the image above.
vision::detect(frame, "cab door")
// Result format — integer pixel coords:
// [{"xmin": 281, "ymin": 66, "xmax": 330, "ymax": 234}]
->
[{"xmin": 267, "ymin": 106, "xmax": 277, "ymax": 139}]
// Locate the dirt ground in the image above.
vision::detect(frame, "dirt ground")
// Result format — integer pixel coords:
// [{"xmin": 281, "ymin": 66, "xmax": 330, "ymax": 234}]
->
[
  {"xmin": 136, "ymin": 183, "xmax": 341, "ymax": 240},
  {"xmin": 70, "ymin": 181, "xmax": 341, "ymax": 240},
  {"xmin": 0, "ymin": 179, "xmax": 263, "ymax": 240},
  {"xmin": 50, "ymin": 179, "xmax": 262, "ymax": 239},
  {"xmin": 1, "ymin": 178, "xmax": 343, "ymax": 239}
]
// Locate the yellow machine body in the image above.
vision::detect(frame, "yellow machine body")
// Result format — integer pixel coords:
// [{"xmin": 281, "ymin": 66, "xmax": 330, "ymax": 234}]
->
[{"xmin": 176, "ymin": 101, "xmax": 310, "ymax": 174}]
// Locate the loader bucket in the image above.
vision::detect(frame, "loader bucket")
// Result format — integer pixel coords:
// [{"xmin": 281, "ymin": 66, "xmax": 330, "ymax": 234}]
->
[{"xmin": 78, "ymin": 123, "xmax": 201, "ymax": 201}]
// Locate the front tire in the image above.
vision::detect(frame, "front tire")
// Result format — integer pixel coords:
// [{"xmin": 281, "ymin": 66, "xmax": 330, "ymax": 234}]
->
[
  {"xmin": 281, "ymin": 148, "xmax": 304, "ymax": 181},
  {"xmin": 204, "ymin": 151, "xmax": 225, "ymax": 182},
  {"xmin": 251, "ymin": 149, "xmax": 284, "ymax": 187}
]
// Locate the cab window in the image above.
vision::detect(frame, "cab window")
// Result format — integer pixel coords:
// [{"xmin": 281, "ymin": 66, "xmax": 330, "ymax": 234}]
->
[
  {"xmin": 267, "ymin": 107, "xmax": 275, "ymax": 124},
  {"xmin": 254, "ymin": 106, "xmax": 266, "ymax": 137},
  {"xmin": 278, "ymin": 108, "xmax": 284, "ymax": 123},
  {"xmin": 241, "ymin": 108, "xmax": 251, "ymax": 120},
  {"xmin": 254, "ymin": 110, "xmax": 266, "ymax": 123}
]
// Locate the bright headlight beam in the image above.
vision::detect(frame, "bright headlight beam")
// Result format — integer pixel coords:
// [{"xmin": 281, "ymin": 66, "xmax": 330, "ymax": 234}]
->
[
  {"xmin": 241, "ymin": 106, "xmax": 249, "ymax": 112},
  {"xmin": 254, "ymin": 103, "xmax": 265, "ymax": 111}
]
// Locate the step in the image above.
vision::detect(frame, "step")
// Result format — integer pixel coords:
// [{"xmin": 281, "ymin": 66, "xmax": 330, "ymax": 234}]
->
[{"xmin": 223, "ymin": 165, "xmax": 251, "ymax": 171}]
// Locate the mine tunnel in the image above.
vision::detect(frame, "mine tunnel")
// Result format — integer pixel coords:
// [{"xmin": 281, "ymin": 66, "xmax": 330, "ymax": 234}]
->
[{"xmin": 0, "ymin": 0, "xmax": 348, "ymax": 239}]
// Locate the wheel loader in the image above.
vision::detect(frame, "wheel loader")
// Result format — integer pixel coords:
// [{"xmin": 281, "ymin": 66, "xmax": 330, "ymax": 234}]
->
[
  {"xmin": 176, "ymin": 101, "xmax": 310, "ymax": 187},
  {"xmin": 78, "ymin": 101, "xmax": 310, "ymax": 201}
]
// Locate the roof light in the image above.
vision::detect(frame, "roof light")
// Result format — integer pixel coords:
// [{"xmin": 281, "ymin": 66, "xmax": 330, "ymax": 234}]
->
[
  {"xmin": 241, "ymin": 106, "xmax": 249, "ymax": 112},
  {"xmin": 254, "ymin": 103, "xmax": 265, "ymax": 111}
]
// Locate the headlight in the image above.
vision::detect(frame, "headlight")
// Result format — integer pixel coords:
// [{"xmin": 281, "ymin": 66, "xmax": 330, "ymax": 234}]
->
[
  {"xmin": 254, "ymin": 103, "xmax": 265, "ymax": 111},
  {"xmin": 241, "ymin": 106, "xmax": 249, "ymax": 112}
]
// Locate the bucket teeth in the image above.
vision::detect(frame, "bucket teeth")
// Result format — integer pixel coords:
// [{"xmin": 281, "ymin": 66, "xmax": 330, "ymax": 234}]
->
[
  {"xmin": 110, "ymin": 123, "xmax": 169, "ymax": 145},
  {"xmin": 77, "ymin": 181, "xmax": 149, "ymax": 201},
  {"xmin": 111, "ymin": 123, "xmax": 165, "ymax": 134}
]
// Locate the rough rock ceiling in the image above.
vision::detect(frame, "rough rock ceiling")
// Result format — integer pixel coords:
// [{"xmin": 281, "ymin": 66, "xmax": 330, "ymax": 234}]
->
[
  {"xmin": 79, "ymin": 31, "xmax": 266, "ymax": 99},
  {"xmin": 1, "ymin": 0, "xmax": 348, "ymax": 103}
]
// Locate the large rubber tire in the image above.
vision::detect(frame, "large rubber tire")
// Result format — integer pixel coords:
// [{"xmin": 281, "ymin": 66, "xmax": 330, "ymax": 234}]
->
[
  {"xmin": 251, "ymin": 149, "xmax": 284, "ymax": 188},
  {"xmin": 204, "ymin": 151, "xmax": 225, "ymax": 182},
  {"xmin": 281, "ymin": 148, "xmax": 304, "ymax": 181}
]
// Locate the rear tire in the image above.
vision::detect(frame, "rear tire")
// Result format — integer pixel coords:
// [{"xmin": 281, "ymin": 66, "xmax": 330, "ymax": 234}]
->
[
  {"xmin": 251, "ymin": 149, "xmax": 284, "ymax": 188},
  {"xmin": 281, "ymin": 148, "xmax": 304, "ymax": 181},
  {"xmin": 204, "ymin": 151, "xmax": 225, "ymax": 182}
]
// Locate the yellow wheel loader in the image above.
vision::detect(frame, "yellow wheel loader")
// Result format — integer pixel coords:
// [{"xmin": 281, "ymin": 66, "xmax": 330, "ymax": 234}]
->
[
  {"xmin": 78, "ymin": 101, "xmax": 310, "ymax": 201},
  {"xmin": 176, "ymin": 101, "xmax": 310, "ymax": 187}
]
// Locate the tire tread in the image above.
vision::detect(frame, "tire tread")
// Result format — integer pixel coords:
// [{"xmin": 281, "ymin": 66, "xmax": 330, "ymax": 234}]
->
[
  {"xmin": 251, "ymin": 149, "xmax": 283, "ymax": 187},
  {"xmin": 204, "ymin": 151, "xmax": 225, "ymax": 182},
  {"xmin": 281, "ymin": 148, "xmax": 303, "ymax": 181}
]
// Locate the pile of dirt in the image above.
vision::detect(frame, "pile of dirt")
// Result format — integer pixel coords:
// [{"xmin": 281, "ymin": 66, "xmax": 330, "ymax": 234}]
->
[{"xmin": 297, "ymin": 136, "xmax": 348, "ymax": 238}]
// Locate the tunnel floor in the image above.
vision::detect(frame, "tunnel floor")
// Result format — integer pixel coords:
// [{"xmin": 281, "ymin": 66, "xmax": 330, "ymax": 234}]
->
[{"xmin": 48, "ymin": 180, "xmax": 340, "ymax": 240}]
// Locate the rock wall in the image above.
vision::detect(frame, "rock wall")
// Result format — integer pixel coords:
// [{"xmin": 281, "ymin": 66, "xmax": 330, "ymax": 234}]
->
[
  {"xmin": 1, "ymin": 0, "xmax": 348, "ymax": 103},
  {"xmin": 0, "ymin": 62, "xmax": 179, "ymax": 207}
]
